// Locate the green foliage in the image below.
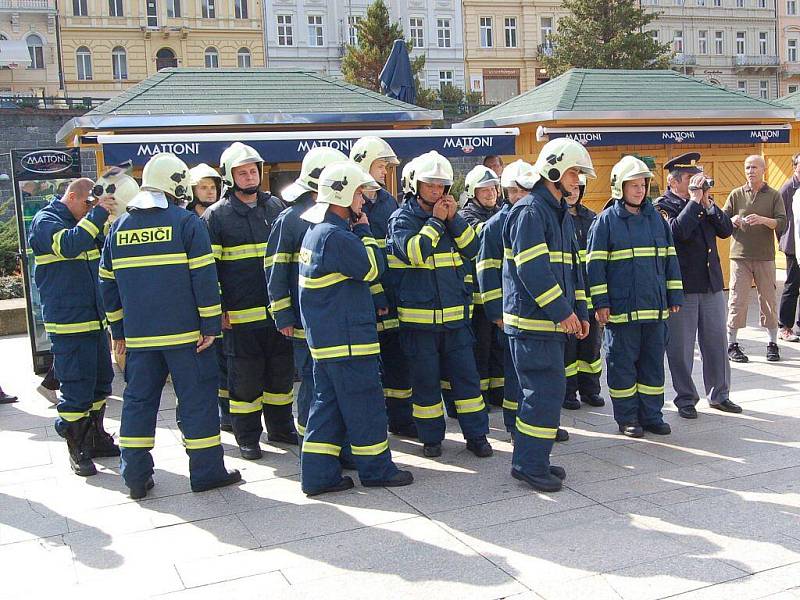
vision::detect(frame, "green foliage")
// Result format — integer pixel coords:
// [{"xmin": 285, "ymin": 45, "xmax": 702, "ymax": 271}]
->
[
  {"xmin": 0, "ymin": 199, "xmax": 19, "ymax": 277},
  {"xmin": 0, "ymin": 275, "xmax": 22, "ymax": 300},
  {"xmin": 541, "ymin": 0, "xmax": 672, "ymax": 77},
  {"xmin": 438, "ymin": 83, "xmax": 464, "ymax": 105}
]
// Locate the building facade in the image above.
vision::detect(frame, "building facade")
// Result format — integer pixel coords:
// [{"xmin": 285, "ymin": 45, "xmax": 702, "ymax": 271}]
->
[
  {"xmin": 779, "ymin": 0, "xmax": 800, "ymax": 95},
  {"xmin": 264, "ymin": 0, "xmax": 465, "ymax": 92},
  {"xmin": 0, "ymin": 0, "xmax": 60, "ymax": 95},
  {"xmin": 59, "ymin": 0, "xmax": 264, "ymax": 97}
]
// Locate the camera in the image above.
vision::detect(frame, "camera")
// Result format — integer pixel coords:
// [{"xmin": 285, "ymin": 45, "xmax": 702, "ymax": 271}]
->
[{"xmin": 689, "ymin": 177, "xmax": 714, "ymax": 192}]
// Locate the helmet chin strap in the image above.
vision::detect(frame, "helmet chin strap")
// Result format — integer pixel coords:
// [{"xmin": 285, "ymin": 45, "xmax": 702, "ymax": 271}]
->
[
  {"xmin": 555, "ymin": 181, "xmax": 572, "ymax": 198},
  {"xmin": 196, "ymin": 199, "xmax": 215, "ymax": 207},
  {"xmin": 233, "ymin": 183, "xmax": 260, "ymax": 196},
  {"xmin": 623, "ymin": 198, "xmax": 642, "ymax": 210}
]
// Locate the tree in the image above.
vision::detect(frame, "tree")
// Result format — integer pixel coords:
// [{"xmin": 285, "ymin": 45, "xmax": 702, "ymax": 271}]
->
[
  {"xmin": 341, "ymin": 0, "xmax": 427, "ymax": 101},
  {"xmin": 541, "ymin": 0, "xmax": 671, "ymax": 77}
]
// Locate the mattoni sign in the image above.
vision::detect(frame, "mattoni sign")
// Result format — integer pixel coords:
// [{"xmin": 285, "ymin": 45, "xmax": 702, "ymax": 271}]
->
[
  {"xmin": 555, "ymin": 127, "xmax": 790, "ymax": 147},
  {"xmin": 12, "ymin": 147, "xmax": 81, "ymax": 182}
]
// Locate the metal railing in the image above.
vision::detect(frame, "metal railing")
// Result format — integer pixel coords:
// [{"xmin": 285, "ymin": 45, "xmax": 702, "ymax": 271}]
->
[
  {"xmin": 0, "ymin": 95, "xmax": 106, "ymax": 110},
  {"xmin": 0, "ymin": 0, "xmax": 52, "ymax": 9},
  {"xmin": 671, "ymin": 53, "xmax": 697, "ymax": 65},
  {"xmin": 732, "ymin": 55, "xmax": 780, "ymax": 67}
]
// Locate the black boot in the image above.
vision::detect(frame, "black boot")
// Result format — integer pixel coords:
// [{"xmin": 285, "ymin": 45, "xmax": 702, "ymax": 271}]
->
[
  {"xmin": 466, "ymin": 436, "xmax": 494, "ymax": 457},
  {"xmin": 87, "ymin": 405, "xmax": 120, "ymax": 458},
  {"xmin": 191, "ymin": 469, "xmax": 242, "ymax": 493},
  {"xmin": 62, "ymin": 418, "xmax": 97, "ymax": 477}
]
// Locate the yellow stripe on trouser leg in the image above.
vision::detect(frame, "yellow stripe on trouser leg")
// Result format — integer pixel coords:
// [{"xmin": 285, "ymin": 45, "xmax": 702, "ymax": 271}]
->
[
  {"xmin": 384, "ymin": 388, "xmax": 413, "ymax": 399},
  {"xmin": 119, "ymin": 436, "xmax": 156, "ymax": 448},
  {"xmin": 302, "ymin": 442, "xmax": 342, "ymax": 456},
  {"xmin": 296, "ymin": 422, "xmax": 306, "ymax": 436},
  {"xmin": 637, "ymin": 382, "xmax": 665, "ymax": 395},
  {"xmin": 608, "ymin": 384, "xmax": 637, "ymax": 399},
  {"xmin": 351, "ymin": 439, "xmax": 389, "ymax": 456},
  {"xmin": 91, "ymin": 398, "xmax": 107, "ymax": 411},
  {"xmin": 489, "ymin": 377, "xmax": 504, "ymax": 389},
  {"xmin": 564, "ymin": 361, "xmax": 578, "ymax": 377},
  {"xmin": 59, "ymin": 411, "xmax": 90, "ymax": 422},
  {"xmin": 183, "ymin": 435, "xmax": 222, "ymax": 450},
  {"xmin": 502, "ymin": 399, "xmax": 518, "ymax": 411},
  {"xmin": 439, "ymin": 380, "xmax": 452, "ymax": 390},
  {"xmin": 479, "ymin": 378, "xmax": 490, "ymax": 391},
  {"xmin": 577, "ymin": 359, "xmax": 602, "ymax": 374},
  {"xmin": 515, "ymin": 417, "xmax": 557, "ymax": 439},
  {"xmin": 262, "ymin": 391, "xmax": 293, "ymax": 406},
  {"xmin": 229, "ymin": 397, "xmax": 263, "ymax": 414},
  {"xmin": 412, "ymin": 402, "xmax": 444, "ymax": 419},
  {"xmin": 454, "ymin": 396, "xmax": 486, "ymax": 414}
]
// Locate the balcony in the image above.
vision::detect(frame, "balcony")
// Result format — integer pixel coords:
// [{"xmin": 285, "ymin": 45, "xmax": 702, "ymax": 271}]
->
[
  {"xmin": 0, "ymin": 0, "xmax": 52, "ymax": 10},
  {"xmin": 671, "ymin": 53, "xmax": 697, "ymax": 66},
  {"xmin": 537, "ymin": 43, "xmax": 555, "ymax": 58},
  {"xmin": 732, "ymin": 54, "xmax": 780, "ymax": 71},
  {"xmin": 782, "ymin": 61, "xmax": 800, "ymax": 77}
]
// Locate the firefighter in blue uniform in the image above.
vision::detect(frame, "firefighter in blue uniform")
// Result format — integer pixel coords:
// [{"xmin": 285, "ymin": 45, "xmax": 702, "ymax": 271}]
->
[
  {"xmin": 388, "ymin": 151, "xmax": 492, "ymax": 458},
  {"xmin": 459, "ymin": 165, "xmax": 505, "ymax": 410},
  {"xmin": 586, "ymin": 156, "xmax": 684, "ymax": 438},
  {"xmin": 99, "ymin": 153, "xmax": 241, "ymax": 498},
  {"xmin": 204, "ymin": 142, "xmax": 297, "ymax": 460},
  {"xmin": 350, "ymin": 136, "xmax": 417, "ymax": 438},
  {"xmin": 503, "ymin": 139, "xmax": 594, "ymax": 493},
  {"xmin": 563, "ymin": 174, "xmax": 605, "ymax": 410},
  {"xmin": 29, "ymin": 178, "xmax": 118, "ymax": 476},
  {"xmin": 298, "ymin": 160, "xmax": 414, "ymax": 496},
  {"xmin": 265, "ymin": 146, "xmax": 347, "ymax": 440}
]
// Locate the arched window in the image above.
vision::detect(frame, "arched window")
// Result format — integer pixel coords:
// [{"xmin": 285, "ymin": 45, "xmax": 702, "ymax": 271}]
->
[
  {"xmin": 204, "ymin": 46, "xmax": 218, "ymax": 68},
  {"xmin": 237, "ymin": 47, "xmax": 251, "ymax": 68},
  {"xmin": 27, "ymin": 34, "xmax": 44, "ymax": 69},
  {"xmin": 112, "ymin": 46, "xmax": 127, "ymax": 80},
  {"xmin": 76, "ymin": 45, "xmax": 92, "ymax": 80},
  {"xmin": 155, "ymin": 47, "xmax": 177, "ymax": 71}
]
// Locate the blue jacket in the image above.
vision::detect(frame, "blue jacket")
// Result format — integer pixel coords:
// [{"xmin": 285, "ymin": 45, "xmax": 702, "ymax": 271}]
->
[
  {"xmin": 586, "ymin": 198, "xmax": 684, "ymax": 324},
  {"xmin": 502, "ymin": 181, "xmax": 588, "ymax": 339},
  {"xmin": 363, "ymin": 187, "xmax": 396, "ymax": 330},
  {"xmin": 388, "ymin": 195, "xmax": 478, "ymax": 330},
  {"xmin": 99, "ymin": 203, "xmax": 221, "ymax": 350},
  {"xmin": 28, "ymin": 199, "xmax": 108, "ymax": 336},
  {"xmin": 570, "ymin": 203, "xmax": 597, "ymax": 309},
  {"xmin": 298, "ymin": 212, "xmax": 385, "ymax": 361},
  {"xmin": 476, "ymin": 202, "xmax": 510, "ymax": 323},
  {"xmin": 459, "ymin": 198, "xmax": 499, "ymax": 307}
]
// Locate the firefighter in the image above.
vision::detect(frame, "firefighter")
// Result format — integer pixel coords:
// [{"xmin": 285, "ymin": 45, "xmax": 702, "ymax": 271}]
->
[
  {"xmin": 203, "ymin": 142, "xmax": 297, "ymax": 460},
  {"xmin": 586, "ymin": 156, "xmax": 683, "ymax": 438},
  {"xmin": 350, "ymin": 136, "xmax": 417, "ymax": 438},
  {"xmin": 562, "ymin": 175, "xmax": 605, "ymax": 410},
  {"xmin": 265, "ymin": 146, "xmax": 347, "ymax": 442},
  {"xmin": 298, "ymin": 160, "xmax": 413, "ymax": 495},
  {"xmin": 29, "ymin": 178, "xmax": 118, "ymax": 476},
  {"xmin": 188, "ymin": 163, "xmax": 230, "ymax": 432},
  {"xmin": 399, "ymin": 157, "xmax": 420, "ymax": 203},
  {"xmin": 503, "ymin": 139, "xmax": 594, "ymax": 492},
  {"xmin": 99, "ymin": 152, "xmax": 240, "ymax": 498},
  {"xmin": 388, "ymin": 151, "xmax": 492, "ymax": 458}
]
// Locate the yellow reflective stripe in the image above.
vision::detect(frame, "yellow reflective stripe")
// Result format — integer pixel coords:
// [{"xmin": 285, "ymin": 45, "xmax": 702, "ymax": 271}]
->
[
  {"xmin": 549, "ymin": 251, "xmax": 573, "ymax": 264},
  {"xmin": 420, "ymin": 224, "xmax": 441, "ymax": 244},
  {"xmin": 188, "ymin": 253, "xmax": 215, "ymax": 270},
  {"xmin": 376, "ymin": 318, "xmax": 400, "ymax": 332},
  {"xmin": 503, "ymin": 312, "xmax": 563, "ymax": 333},
  {"xmin": 481, "ymin": 288, "xmax": 502, "ymax": 303},
  {"xmin": 229, "ymin": 397, "xmax": 262, "ymax": 414},
  {"xmin": 565, "ymin": 361, "xmax": 578, "ymax": 377},
  {"xmin": 514, "ymin": 243, "xmax": 548, "ymax": 267},
  {"xmin": 303, "ymin": 442, "xmax": 342, "ymax": 456},
  {"xmin": 666, "ymin": 280, "xmax": 683, "ymax": 290},
  {"xmin": 464, "ymin": 274, "xmax": 474, "ymax": 284},
  {"xmin": 638, "ymin": 382, "xmax": 665, "ymax": 395},
  {"xmin": 271, "ymin": 252, "xmax": 298, "ymax": 264},
  {"xmin": 36, "ymin": 250, "xmax": 100, "ymax": 265},
  {"xmin": 384, "ymin": 388, "xmax": 412, "ymax": 399},
  {"xmin": 126, "ymin": 330, "xmax": 200, "ymax": 349},
  {"xmin": 577, "ymin": 359, "xmax": 602, "ymax": 374},
  {"xmin": 667, "ymin": 246, "xmax": 677, "ymax": 256},
  {"xmin": 609, "ymin": 384, "xmax": 637, "ymax": 399},
  {"xmin": 113, "ymin": 253, "xmax": 188, "ymax": 270},
  {"xmin": 398, "ymin": 305, "xmax": 466, "ymax": 325},
  {"xmin": 370, "ymin": 283, "xmax": 385, "ymax": 295},
  {"xmin": 515, "ymin": 417, "xmax": 557, "ymax": 439},
  {"xmin": 219, "ymin": 243, "xmax": 267, "ymax": 261},
  {"xmin": 473, "ymin": 292, "xmax": 483, "ymax": 304},
  {"xmin": 454, "ymin": 225, "xmax": 475, "ymax": 248},
  {"xmin": 407, "ymin": 234, "xmax": 424, "ymax": 266},
  {"xmin": 271, "ymin": 297, "xmax": 292, "ymax": 312},
  {"xmin": 218, "ymin": 388, "xmax": 230, "ymax": 399},
  {"xmin": 476, "ymin": 258, "xmax": 502, "ymax": 273},
  {"xmin": 607, "ymin": 247, "xmax": 663, "ymax": 261},
  {"xmin": 296, "ymin": 422, "xmax": 306, "ymax": 436},
  {"xmin": 363, "ymin": 246, "xmax": 379, "ymax": 282},
  {"xmin": 575, "ymin": 289, "xmax": 587, "ymax": 301},
  {"xmin": 99, "ymin": 266, "xmax": 115, "ymax": 279},
  {"xmin": 184, "ymin": 434, "xmax": 221, "ymax": 450},
  {"xmin": 91, "ymin": 398, "xmax": 106, "ymax": 411},
  {"xmin": 52, "ymin": 229, "xmax": 66, "ymax": 257},
  {"xmin": 263, "ymin": 254, "xmax": 274, "ymax": 269},
  {"xmin": 59, "ymin": 411, "xmax": 89, "ymax": 422},
  {"xmin": 387, "ymin": 253, "xmax": 463, "ymax": 270},
  {"xmin": 351, "ymin": 439, "xmax": 389, "ymax": 456},
  {"xmin": 587, "ymin": 250, "xmax": 608, "ymax": 262},
  {"xmin": 77, "ymin": 217, "xmax": 100, "ymax": 238},
  {"xmin": 262, "ymin": 391, "xmax": 293, "ymax": 406},
  {"xmin": 608, "ymin": 310, "xmax": 671, "ymax": 323},
  {"xmin": 454, "ymin": 396, "xmax": 485, "ymax": 414},
  {"xmin": 309, "ymin": 342, "xmax": 381, "ymax": 360},
  {"xmin": 590, "ymin": 284, "xmax": 608, "ymax": 296},
  {"xmin": 211, "ymin": 244, "xmax": 222, "ymax": 260},
  {"xmin": 375, "ymin": 238, "xmax": 387, "ymax": 249},
  {"xmin": 502, "ymin": 399, "xmax": 518, "ymax": 411},
  {"xmin": 412, "ymin": 402, "xmax": 444, "ymax": 419},
  {"xmin": 228, "ymin": 306, "xmax": 268, "ymax": 324},
  {"xmin": 480, "ymin": 378, "xmax": 490, "ymax": 391},
  {"xmin": 106, "ymin": 308, "xmax": 123, "ymax": 323},
  {"xmin": 440, "ymin": 380, "xmax": 452, "ymax": 390},
  {"xmin": 45, "ymin": 320, "xmax": 103, "ymax": 334},
  {"xmin": 198, "ymin": 304, "xmax": 222, "ymax": 318},
  {"xmin": 361, "ymin": 236, "xmax": 378, "ymax": 248},
  {"xmin": 299, "ymin": 272, "xmax": 349, "ymax": 289},
  {"xmin": 119, "ymin": 436, "xmax": 155, "ymax": 448},
  {"xmin": 87, "ymin": 249, "xmax": 101, "ymax": 260},
  {"xmin": 587, "ymin": 298, "xmax": 594, "ymax": 310},
  {"xmin": 489, "ymin": 377, "xmax": 504, "ymax": 389},
  {"xmin": 292, "ymin": 327, "xmax": 307, "ymax": 339},
  {"xmin": 535, "ymin": 283, "xmax": 563, "ymax": 307},
  {"xmin": 608, "ymin": 313, "xmax": 629, "ymax": 324},
  {"xmin": 578, "ymin": 249, "xmax": 587, "ymax": 263}
]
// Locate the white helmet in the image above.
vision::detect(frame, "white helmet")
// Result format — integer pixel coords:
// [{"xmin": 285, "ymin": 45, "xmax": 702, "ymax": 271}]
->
[
  {"xmin": 350, "ymin": 136, "xmax": 400, "ymax": 172},
  {"xmin": 281, "ymin": 147, "xmax": 347, "ymax": 203},
  {"xmin": 400, "ymin": 157, "xmax": 420, "ymax": 195},
  {"xmin": 611, "ymin": 155, "xmax": 653, "ymax": 200},
  {"xmin": 300, "ymin": 160, "xmax": 381, "ymax": 224},
  {"xmin": 189, "ymin": 163, "xmax": 221, "ymax": 187},
  {"xmin": 410, "ymin": 151, "xmax": 453, "ymax": 194},
  {"xmin": 92, "ymin": 172, "xmax": 139, "ymax": 219},
  {"xmin": 464, "ymin": 165, "xmax": 500, "ymax": 198},
  {"xmin": 219, "ymin": 142, "xmax": 263, "ymax": 188},
  {"xmin": 535, "ymin": 138, "xmax": 596, "ymax": 183},
  {"xmin": 141, "ymin": 153, "xmax": 192, "ymax": 202},
  {"xmin": 500, "ymin": 159, "xmax": 537, "ymax": 190}
]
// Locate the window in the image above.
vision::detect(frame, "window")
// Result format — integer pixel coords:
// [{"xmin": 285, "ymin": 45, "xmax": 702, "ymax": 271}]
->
[
  {"xmin": 277, "ymin": 15, "xmax": 293, "ymax": 46},
  {"xmin": 112, "ymin": 46, "xmax": 127, "ymax": 79},
  {"xmin": 438, "ymin": 70, "xmax": 453, "ymax": 89},
  {"xmin": 790, "ymin": 39, "xmax": 799, "ymax": 62},
  {"xmin": 72, "ymin": 0, "xmax": 87, "ymax": 15},
  {"xmin": 738, "ymin": 80, "xmax": 747, "ymax": 93},
  {"xmin": 201, "ymin": 0, "xmax": 214, "ymax": 18},
  {"xmin": 736, "ymin": 0, "xmax": 744, "ymax": 6},
  {"xmin": 156, "ymin": 47, "xmax": 177, "ymax": 70},
  {"xmin": 480, "ymin": 16, "xmax": 493, "ymax": 48},
  {"xmin": 146, "ymin": 0, "xmax": 157, "ymax": 26},
  {"xmin": 76, "ymin": 46, "xmax": 92, "ymax": 80},
  {"xmin": 26, "ymin": 34, "xmax": 43, "ymax": 69},
  {"xmin": 758, "ymin": 0, "xmax": 766, "ymax": 6},
  {"xmin": 166, "ymin": 0, "xmax": 179, "ymax": 17},
  {"xmin": 713, "ymin": 0, "xmax": 721, "ymax": 5},
  {"xmin": 504, "ymin": 17, "xmax": 517, "ymax": 48},
  {"xmin": 234, "ymin": 0, "xmax": 246, "ymax": 19},
  {"xmin": 437, "ymin": 18, "xmax": 451, "ymax": 48},
  {"xmin": 650, "ymin": 30, "xmax": 659, "ymax": 43},
  {"xmin": 410, "ymin": 17, "xmax": 424, "ymax": 48},
  {"xmin": 108, "ymin": 0, "xmax": 123, "ymax": 16},
  {"xmin": 541, "ymin": 17, "xmax": 553, "ymax": 44},
  {"xmin": 307, "ymin": 15, "xmax": 323, "ymax": 47},
  {"xmin": 237, "ymin": 47, "xmax": 251, "ymax": 67},
  {"xmin": 204, "ymin": 46, "xmax": 218, "ymax": 68},
  {"xmin": 736, "ymin": 31, "xmax": 745, "ymax": 55},
  {"xmin": 759, "ymin": 31, "xmax": 768, "ymax": 55},
  {"xmin": 673, "ymin": 30, "xmax": 683, "ymax": 53},
  {"xmin": 760, "ymin": 80, "xmax": 769, "ymax": 98},
  {"xmin": 696, "ymin": 0, "xmax": 705, "ymax": 5},
  {"xmin": 348, "ymin": 16, "xmax": 361, "ymax": 47},
  {"xmin": 698, "ymin": 30, "xmax": 708, "ymax": 54},
  {"xmin": 715, "ymin": 31, "xmax": 724, "ymax": 54},
  {"xmin": 790, "ymin": 0, "xmax": 798, "ymax": 14},
  {"xmin": 789, "ymin": 84, "xmax": 799, "ymax": 93}
]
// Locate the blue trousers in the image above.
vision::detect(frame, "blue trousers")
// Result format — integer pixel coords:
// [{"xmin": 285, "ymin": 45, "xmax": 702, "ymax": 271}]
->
[
  {"xmin": 380, "ymin": 329, "xmax": 414, "ymax": 430},
  {"xmin": 605, "ymin": 322, "xmax": 667, "ymax": 427},
  {"xmin": 119, "ymin": 346, "xmax": 228, "ymax": 489},
  {"xmin": 509, "ymin": 336, "xmax": 565, "ymax": 477},
  {"xmin": 501, "ymin": 332, "xmax": 521, "ymax": 433},
  {"xmin": 301, "ymin": 357, "xmax": 398, "ymax": 493},
  {"xmin": 216, "ymin": 339, "xmax": 230, "ymax": 426},
  {"xmin": 293, "ymin": 339, "xmax": 314, "ymax": 436},
  {"xmin": 564, "ymin": 313, "xmax": 602, "ymax": 399},
  {"xmin": 400, "ymin": 326, "xmax": 488, "ymax": 444},
  {"xmin": 473, "ymin": 305, "xmax": 505, "ymax": 406},
  {"xmin": 52, "ymin": 332, "xmax": 114, "ymax": 427}
]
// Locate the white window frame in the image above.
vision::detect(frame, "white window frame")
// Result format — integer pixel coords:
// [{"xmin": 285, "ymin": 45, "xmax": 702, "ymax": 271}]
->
[
  {"xmin": 277, "ymin": 14, "xmax": 293, "ymax": 47},
  {"xmin": 737, "ymin": 80, "xmax": 747, "ymax": 93},
  {"xmin": 204, "ymin": 47, "xmax": 219, "ymax": 68},
  {"xmin": 673, "ymin": 30, "xmax": 684, "ymax": 53},
  {"xmin": 410, "ymin": 17, "xmax": 424, "ymax": 48},
  {"xmin": 759, "ymin": 80, "xmax": 769, "ymax": 98},
  {"xmin": 759, "ymin": 31, "xmax": 768, "ymax": 55},
  {"xmin": 76, "ymin": 46, "xmax": 92, "ymax": 80},
  {"xmin": 504, "ymin": 17, "xmax": 517, "ymax": 48},
  {"xmin": 480, "ymin": 16, "xmax": 493, "ymax": 48},
  {"xmin": 112, "ymin": 46, "xmax": 127, "ymax": 80},
  {"xmin": 348, "ymin": 15, "xmax": 361, "ymax": 47},
  {"xmin": 790, "ymin": 38, "xmax": 799, "ymax": 62},
  {"xmin": 237, "ymin": 47, "xmax": 251, "ymax": 67},
  {"xmin": 438, "ymin": 70, "xmax": 453, "ymax": 89},
  {"xmin": 715, "ymin": 31, "xmax": 724, "ymax": 54},
  {"xmin": 736, "ymin": 31, "xmax": 746, "ymax": 55},
  {"xmin": 26, "ymin": 34, "xmax": 44, "ymax": 69},
  {"xmin": 437, "ymin": 18, "xmax": 451, "ymax": 48},
  {"xmin": 307, "ymin": 15, "xmax": 324, "ymax": 47},
  {"xmin": 698, "ymin": 30, "xmax": 708, "ymax": 54}
]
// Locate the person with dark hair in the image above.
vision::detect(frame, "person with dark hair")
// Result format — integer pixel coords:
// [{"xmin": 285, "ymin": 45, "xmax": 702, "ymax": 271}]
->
[
  {"xmin": 483, "ymin": 155, "xmax": 504, "ymax": 180},
  {"xmin": 778, "ymin": 153, "xmax": 800, "ymax": 342}
]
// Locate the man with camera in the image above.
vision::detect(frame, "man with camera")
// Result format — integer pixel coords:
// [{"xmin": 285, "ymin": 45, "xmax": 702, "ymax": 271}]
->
[{"xmin": 655, "ymin": 152, "xmax": 740, "ymax": 419}]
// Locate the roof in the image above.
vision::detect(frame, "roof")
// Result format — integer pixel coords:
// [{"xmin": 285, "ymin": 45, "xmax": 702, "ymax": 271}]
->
[
  {"xmin": 57, "ymin": 68, "xmax": 441, "ymax": 143},
  {"xmin": 456, "ymin": 69, "xmax": 794, "ymax": 129},
  {"xmin": 778, "ymin": 89, "xmax": 800, "ymax": 112}
]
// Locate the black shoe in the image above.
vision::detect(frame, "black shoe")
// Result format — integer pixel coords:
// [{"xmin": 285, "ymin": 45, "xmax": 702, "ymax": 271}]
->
[
  {"xmin": 581, "ymin": 394, "xmax": 605, "ymax": 407},
  {"xmin": 555, "ymin": 428, "xmax": 569, "ymax": 442},
  {"xmin": 619, "ymin": 423, "xmax": 644, "ymax": 438},
  {"xmin": 549, "ymin": 465, "xmax": 566, "ymax": 480},
  {"xmin": 267, "ymin": 430, "xmax": 299, "ymax": 445},
  {"xmin": 423, "ymin": 443, "xmax": 442, "ymax": 458},
  {"xmin": 710, "ymin": 399, "xmax": 743, "ymax": 414},
  {"xmin": 304, "ymin": 475, "xmax": 355, "ymax": 497},
  {"xmin": 362, "ymin": 470, "xmax": 414, "ymax": 488},
  {"xmin": 389, "ymin": 422, "xmax": 418, "ymax": 439},
  {"xmin": 0, "ymin": 391, "xmax": 18, "ymax": 404},
  {"xmin": 678, "ymin": 406, "xmax": 698, "ymax": 419},
  {"xmin": 62, "ymin": 418, "xmax": 97, "ymax": 477},
  {"xmin": 767, "ymin": 342, "xmax": 780, "ymax": 362},
  {"xmin": 562, "ymin": 395, "xmax": 581, "ymax": 410},
  {"xmin": 192, "ymin": 469, "xmax": 242, "ymax": 493},
  {"xmin": 466, "ymin": 436, "xmax": 493, "ymax": 458},
  {"xmin": 239, "ymin": 444, "xmax": 263, "ymax": 460},
  {"xmin": 644, "ymin": 422, "xmax": 671, "ymax": 435},
  {"xmin": 511, "ymin": 468, "xmax": 563, "ymax": 492},
  {"xmin": 87, "ymin": 406, "xmax": 120, "ymax": 458},
  {"xmin": 219, "ymin": 421, "xmax": 233, "ymax": 433},
  {"xmin": 129, "ymin": 477, "xmax": 154, "ymax": 500},
  {"xmin": 728, "ymin": 343, "xmax": 749, "ymax": 363}
]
